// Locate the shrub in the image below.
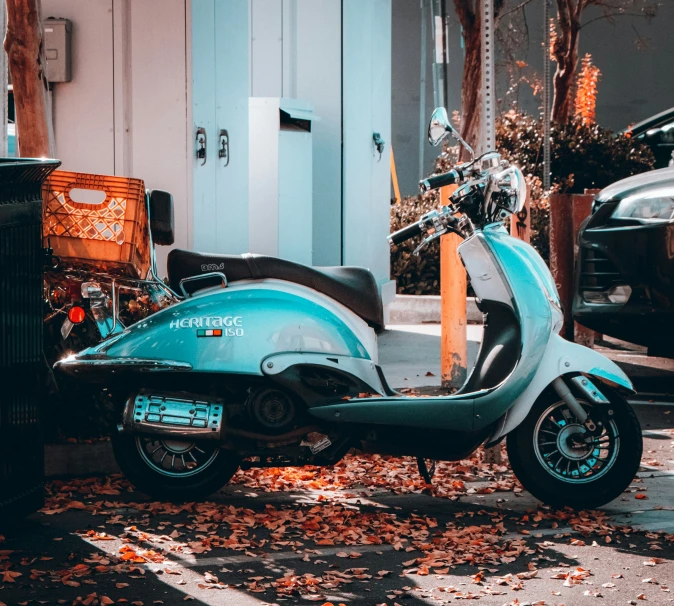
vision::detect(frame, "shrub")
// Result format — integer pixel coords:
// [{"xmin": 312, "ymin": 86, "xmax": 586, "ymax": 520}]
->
[
  {"xmin": 496, "ymin": 110, "xmax": 654, "ymax": 196},
  {"xmin": 391, "ymin": 110, "xmax": 655, "ymax": 295},
  {"xmin": 390, "ymin": 191, "xmax": 443, "ymax": 295}
]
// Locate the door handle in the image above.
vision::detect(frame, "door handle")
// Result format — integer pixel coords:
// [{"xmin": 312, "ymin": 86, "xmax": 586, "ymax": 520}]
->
[
  {"xmin": 218, "ymin": 129, "xmax": 230, "ymax": 167},
  {"xmin": 196, "ymin": 127, "xmax": 207, "ymax": 165}
]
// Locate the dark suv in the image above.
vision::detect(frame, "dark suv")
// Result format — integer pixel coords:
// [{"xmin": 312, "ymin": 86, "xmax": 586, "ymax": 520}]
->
[{"xmin": 573, "ymin": 167, "xmax": 674, "ymax": 357}]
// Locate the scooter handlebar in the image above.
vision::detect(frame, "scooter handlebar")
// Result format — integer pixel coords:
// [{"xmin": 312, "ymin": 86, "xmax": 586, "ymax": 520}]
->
[
  {"xmin": 388, "ymin": 222, "xmax": 423, "ymax": 245},
  {"xmin": 419, "ymin": 168, "xmax": 462, "ymax": 193}
]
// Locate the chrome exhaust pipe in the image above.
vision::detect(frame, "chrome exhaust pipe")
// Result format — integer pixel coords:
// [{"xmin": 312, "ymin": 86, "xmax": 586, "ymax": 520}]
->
[{"xmin": 121, "ymin": 392, "xmax": 224, "ymax": 441}]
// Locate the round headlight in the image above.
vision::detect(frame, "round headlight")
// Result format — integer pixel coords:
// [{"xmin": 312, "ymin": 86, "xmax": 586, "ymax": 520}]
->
[
  {"xmin": 511, "ymin": 165, "xmax": 527, "ymax": 213},
  {"xmin": 494, "ymin": 165, "xmax": 527, "ymax": 215}
]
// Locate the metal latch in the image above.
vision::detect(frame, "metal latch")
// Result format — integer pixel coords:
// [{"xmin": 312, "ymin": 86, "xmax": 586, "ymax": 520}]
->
[
  {"xmin": 196, "ymin": 127, "xmax": 207, "ymax": 165},
  {"xmin": 218, "ymin": 129, "xmax": 230, "ymax": 166},
  {"xmin": 373, "ymin": 132, "xmax": 385, "ymax": 161}
]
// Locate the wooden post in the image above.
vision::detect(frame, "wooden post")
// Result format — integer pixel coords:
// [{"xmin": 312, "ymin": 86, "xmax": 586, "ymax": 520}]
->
[
  {"xmin": 440, "ymin": 185, "xmax": 467, "ymax": 391},
  {"xmin": 572, "ymin": 189, "xmax": 602, "ymax": 346},
  {"xmin": 549, "ymin": 192, "xmax": 574, "ymax": 340},
  {"xmin": 4, "ymin": 0, "xmax": 53, "ymax": 157},
  {"xmin": 390, "ymin": 146, "xmax": 401, "ymax": 204}
]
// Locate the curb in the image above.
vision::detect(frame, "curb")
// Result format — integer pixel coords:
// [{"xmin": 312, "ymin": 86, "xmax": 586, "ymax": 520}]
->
[
  {"xmin": 45, "ymin": 442, "xmax": 119, "ymax": 478},
  {"xmin": 388, "ymin": 295, "xmax": 482, "ymax": 325}
]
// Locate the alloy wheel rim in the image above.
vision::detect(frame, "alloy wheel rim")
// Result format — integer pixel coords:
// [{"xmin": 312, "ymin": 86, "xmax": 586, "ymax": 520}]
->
[
  {"xmin": 136, "ymin": 436, "xmax": 219, "ymax": 478},
  {"xmin": 533, "ymin": 400, "xmax": 619, "ymax": 484}
]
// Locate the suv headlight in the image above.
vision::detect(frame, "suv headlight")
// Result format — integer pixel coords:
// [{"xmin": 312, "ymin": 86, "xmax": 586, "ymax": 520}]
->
[{"xmin": 611, "ymin": 188, "xmax": 674, "ymax": 223}]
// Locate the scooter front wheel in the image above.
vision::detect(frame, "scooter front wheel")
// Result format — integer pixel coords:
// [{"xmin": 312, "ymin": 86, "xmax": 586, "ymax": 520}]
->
[
  {"xmin": 111, "ymin": 434, "xmax": 240, "ymax": 501},
  {"xmin": 507, "ymin": 385, "xmax": 642, "ymax": 509}
]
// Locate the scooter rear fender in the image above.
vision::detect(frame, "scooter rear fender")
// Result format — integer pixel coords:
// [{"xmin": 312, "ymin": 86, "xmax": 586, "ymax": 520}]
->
[
  {"xmin": 486, "ymin": 333, "xmax": 634, "ymax": 445},
  {"xmin": 55, "ymin": 281, "xmax": 376, "ymax": 378}
]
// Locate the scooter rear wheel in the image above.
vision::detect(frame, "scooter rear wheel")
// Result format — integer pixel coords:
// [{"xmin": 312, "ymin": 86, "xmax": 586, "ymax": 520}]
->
[
  {"xmin": 112, "ymin": 434, "xmax": 240, "ymax": 501},
  {"xmin": 507, "ymin": 385, "xmax": 642, "ymax": 509}
]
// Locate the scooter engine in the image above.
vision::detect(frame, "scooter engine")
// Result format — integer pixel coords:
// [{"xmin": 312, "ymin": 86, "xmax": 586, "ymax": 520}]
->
[{"xmin": 246, "ymin": 387, "xmax": 297, "ymax": 434}]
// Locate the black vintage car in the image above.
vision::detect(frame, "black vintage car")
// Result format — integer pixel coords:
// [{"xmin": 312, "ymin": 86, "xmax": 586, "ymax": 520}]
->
[{"xmin": 573, "ymin": 167, "xmax": 674, "ymax": 357}]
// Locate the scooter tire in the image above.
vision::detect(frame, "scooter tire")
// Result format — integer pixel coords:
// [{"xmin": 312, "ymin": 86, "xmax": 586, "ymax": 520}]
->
[
  {"xmin": 507, "ymin": 386, "xmax": 642, "ymax": 510},
  {"xmin": 111, "ymin": 434, "xmax": 240, "ymax": 502}
]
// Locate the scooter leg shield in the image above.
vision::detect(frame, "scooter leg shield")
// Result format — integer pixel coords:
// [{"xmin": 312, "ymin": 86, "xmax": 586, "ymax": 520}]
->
[{"xmin": 488, "ymin": 334, "xmax": 633, "ymax": 444}]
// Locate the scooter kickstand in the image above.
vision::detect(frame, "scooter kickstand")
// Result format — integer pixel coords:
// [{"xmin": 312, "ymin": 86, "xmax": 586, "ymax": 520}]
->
[{"xmin": 416, "ymin": 457, "xmax": 436, "ymax": 485}]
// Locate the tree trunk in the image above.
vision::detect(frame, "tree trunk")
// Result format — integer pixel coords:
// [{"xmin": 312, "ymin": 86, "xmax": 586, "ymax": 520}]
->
[
  {"xmin": 4, "ymin": 0, "xmax": 53, "ymax": 157},
  {"xmin": 551, "ymin": 1, "xmax": 581, "ymax": 124},
  {"xmin": 453, "ymin": 0, "xmax": 481, "ymax": 160},
  {"xmin": 551, "ymin": 39, "xmax": 579, "ymax": 122},
  {"xmin": 1, "ymin": 4, "xmax": 7, "ymax": 156},
  {"xmin": 460, "ymin": 18, "xmax": 482, "ymax": 159}
]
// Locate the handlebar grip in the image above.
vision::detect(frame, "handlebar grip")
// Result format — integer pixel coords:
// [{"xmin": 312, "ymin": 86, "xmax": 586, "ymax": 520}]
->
[
  {"xmin": 388, "ymin": 222, "xmax": 423, "ymax": 245},
  {"xmin": 419, "ymin": 169, "xmax": 462, "ymax": 193}
]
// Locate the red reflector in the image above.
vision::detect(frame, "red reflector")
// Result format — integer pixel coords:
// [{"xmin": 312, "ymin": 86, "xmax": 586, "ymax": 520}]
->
[{"xmin": 68, "ymin": 306, "xmax": 86, "ymax": 324}]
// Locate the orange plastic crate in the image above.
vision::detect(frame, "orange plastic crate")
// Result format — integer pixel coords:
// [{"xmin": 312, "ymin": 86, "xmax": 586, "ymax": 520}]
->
[{"xmin": 42, "ymin": 171, "xmax": 151, "ymax": 278}]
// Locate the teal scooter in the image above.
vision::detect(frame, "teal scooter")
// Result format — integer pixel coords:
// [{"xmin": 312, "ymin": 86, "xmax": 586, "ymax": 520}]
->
[{"xmin": 57, "ymin": 108, "xmax": 642, "ymax": 508}]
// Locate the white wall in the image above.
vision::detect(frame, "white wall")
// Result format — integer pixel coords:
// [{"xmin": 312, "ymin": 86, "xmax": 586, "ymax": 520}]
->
[
  {"xmin": 249, "ymin": 0, "xmax": 392, "ymax": 289},
  {"xmin": 42, "ymin": 0, "xmax": 189, "ymax": 274},
  {"xmin": 342, "ymin": 0, "xmax": 393, "ymax": 292},
  {"xmin": 41, "ymin": 0, "xmax": 393, "ymax": 293},
  {"xmin": 295, "ymin": 0, "xmax": 342, "ymax": 267},
  {"xmin": 125, "ymin": 0, "xmax": 189, "ymax": 272},
  {"xmin": 44, "ymin": 0, "xmax": 115, "ymax": 175},
  {"xmin": 191, "ymin": 0, "xmax": 250, "ymax": 256}
]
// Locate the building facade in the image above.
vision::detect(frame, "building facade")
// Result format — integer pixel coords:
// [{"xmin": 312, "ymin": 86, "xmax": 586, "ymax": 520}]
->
[{"xmin": 37, "ymin": 0, "xmax": 395, "ymax": 305}]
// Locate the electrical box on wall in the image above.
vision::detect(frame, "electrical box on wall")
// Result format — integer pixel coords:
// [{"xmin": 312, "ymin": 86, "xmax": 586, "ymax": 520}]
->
[{"xmin": 43, "ymin": 18, "xmax": 72, "ymax": 82}]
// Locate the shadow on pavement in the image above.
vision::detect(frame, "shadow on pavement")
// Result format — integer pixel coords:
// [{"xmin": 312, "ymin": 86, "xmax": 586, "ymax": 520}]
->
[{"xmin": 3, "ymin": 475, "xmax": 674, "ymax": 606}]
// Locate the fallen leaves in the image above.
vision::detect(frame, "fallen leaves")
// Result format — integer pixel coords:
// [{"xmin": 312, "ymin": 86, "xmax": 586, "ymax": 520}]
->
[
  {"xmin": 2, "ymin": 449, "xmax": 672, "ymax": 606},
  {"xmin": 228, "ymin": 451, "xmax": 515, "ymax": 499},
  {"xmin": 335, "ymin": 551, "xmax": 362, "ymax": 558},
  {"xmin": 1, "ymin": 570, "xmax": 21, "ymax": 583},
  {"xmin": 550, "ymin": 566, "xmax": 592, "ymax": 587}
]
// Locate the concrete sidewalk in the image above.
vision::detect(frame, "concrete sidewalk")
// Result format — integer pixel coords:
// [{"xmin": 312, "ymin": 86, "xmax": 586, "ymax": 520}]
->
[{"xmin": 379, "ymin": 324, "xmax": 482, "ymax": 388}]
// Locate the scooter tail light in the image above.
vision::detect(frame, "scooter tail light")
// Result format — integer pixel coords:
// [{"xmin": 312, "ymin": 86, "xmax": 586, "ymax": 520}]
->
[{"xmin": 68, "ymin": 306, "xmax": 87, "ymax": 324}]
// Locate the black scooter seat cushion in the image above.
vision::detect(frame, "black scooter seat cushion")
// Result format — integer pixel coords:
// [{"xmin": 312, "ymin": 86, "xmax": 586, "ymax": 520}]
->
[{"xmin": 167, "ymin": 249, "xmax": 384, "ymax": 332}]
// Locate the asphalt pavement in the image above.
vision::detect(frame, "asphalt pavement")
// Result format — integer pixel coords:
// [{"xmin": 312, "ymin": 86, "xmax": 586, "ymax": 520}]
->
[
  {"xmin": 4, "ymin": 425, "xmax": 674, "ymax": 605},
  {"xmin": 2, "ymin": 325, "xmax": 674, "ymax": 606}
]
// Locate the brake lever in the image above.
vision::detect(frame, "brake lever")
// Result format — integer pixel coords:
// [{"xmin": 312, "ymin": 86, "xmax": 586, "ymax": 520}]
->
[
  {"xmin": 412, "ymin": 207, "xmax": 461, "ymax": 255},
  {"xmin": 413, "ymin": 232, "xmax": 442, "ymax": 255}
]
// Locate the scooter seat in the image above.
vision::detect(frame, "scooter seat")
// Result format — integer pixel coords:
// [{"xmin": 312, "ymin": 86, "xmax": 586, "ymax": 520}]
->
[{"xmin": 166, "ymin": 249, "xmax": 384, "ymax": 332}]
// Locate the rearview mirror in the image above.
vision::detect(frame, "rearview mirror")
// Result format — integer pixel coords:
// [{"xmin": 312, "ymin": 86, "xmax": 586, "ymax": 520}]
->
[
  {"xmin": 428, "ymin": 107, "xmax": 453, "ymax": 146},
  {"xmin": 428, "ymin": 107, "xmax": 475, "ymax": 160},
  {"xmin": 149, "ymin": 189, "xmax": 175, "ymax": 246}
]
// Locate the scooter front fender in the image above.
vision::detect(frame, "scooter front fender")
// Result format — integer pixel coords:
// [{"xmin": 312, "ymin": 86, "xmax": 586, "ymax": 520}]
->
[{"xmin": 487, "ymin": 333, "xmax": 633, "ymax": 444}]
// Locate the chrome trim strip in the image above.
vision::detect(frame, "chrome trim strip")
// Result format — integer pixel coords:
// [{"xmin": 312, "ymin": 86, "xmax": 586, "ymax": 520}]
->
[{"xmin": 55, "ymin": 356, "xmax": 192, "ymax": 372}]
